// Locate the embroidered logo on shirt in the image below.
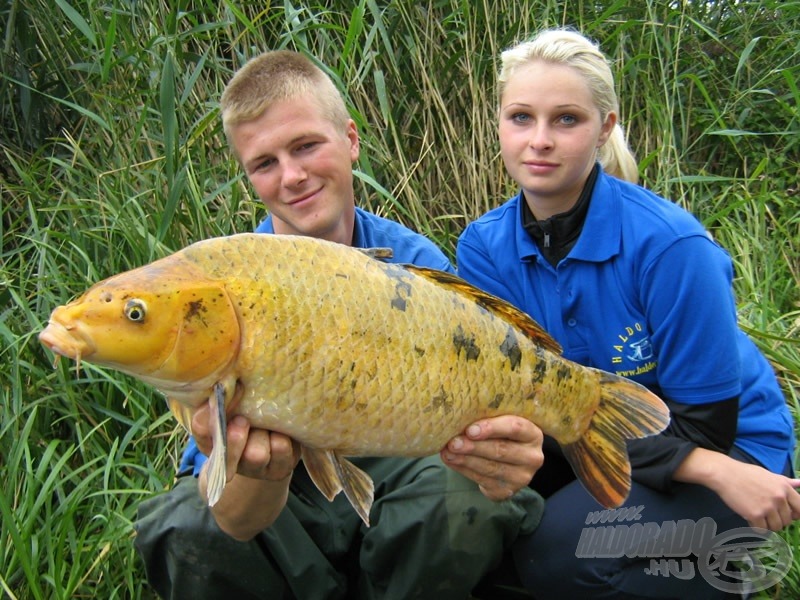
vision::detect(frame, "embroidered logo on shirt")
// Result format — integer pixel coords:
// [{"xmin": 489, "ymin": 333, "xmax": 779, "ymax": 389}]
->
[{"xmin": 611, "ymin": 321, "xmax": 657, "ymax": 377}]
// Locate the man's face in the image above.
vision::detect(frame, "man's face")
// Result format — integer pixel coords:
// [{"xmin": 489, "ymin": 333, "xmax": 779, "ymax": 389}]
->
[{"xmin": 230, "ymin": 97, "xmax": 359, "ymax": 245}]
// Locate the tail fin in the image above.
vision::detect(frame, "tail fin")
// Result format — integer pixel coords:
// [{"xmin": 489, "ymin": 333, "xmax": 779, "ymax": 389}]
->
[{"xmin": 561, "ymin": 372, "xmax": 670, "ymax": 508}]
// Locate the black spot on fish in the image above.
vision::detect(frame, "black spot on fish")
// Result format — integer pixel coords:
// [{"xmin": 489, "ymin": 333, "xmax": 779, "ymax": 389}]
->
[
  {"xmin": 452, "ymin": 325, "xmax": 481, "ymax": 361},
  {"xmin": 555, "ymin": 365, "xmax": 571, "ymax": 382},
  {"xmin": 489, "ymin": 393, "xmax": 504, "ymax": 409},
  {"xmin": 391, "ymin": 295, "xmax": 406, "ymax": 311},
  {"xmin": 414, "ymin": 345, "xmax": 425, "ymax": 357},
  {"xmin": 185, "ymin": 300, "xmax": 207, "ymax": 325},
  {"xmin": 383, "ymin": 263, "xmax": 414, "ymax": 312},
  {"xmin": 391, "ymin": 279, "xmax": 412, "ymax": 311},
  {"xmin": 562, "ymin": 415, "xmax": 572, "ymax": 427},
  {"xmin": 425, "ymin": 388, "xmax": 453, "ymax": 414},
  {"xmin": 532, "ymin": 360, "xmax": 547, "ymax": 382},
  {"xmin": 499, "ymin": 327, "xmax": 522, "ymax": 371}
]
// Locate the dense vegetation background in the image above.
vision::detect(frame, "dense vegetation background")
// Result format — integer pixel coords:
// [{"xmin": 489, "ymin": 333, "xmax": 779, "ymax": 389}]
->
[{"xmin": 1, "ymin": 0, "xmax": 798, "ymax": 597}]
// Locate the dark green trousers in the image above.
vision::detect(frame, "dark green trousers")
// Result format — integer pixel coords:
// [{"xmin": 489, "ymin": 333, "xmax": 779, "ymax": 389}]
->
[{"xmin": 134, "ymin": 456, "xmax": 543, "ymax": 600}]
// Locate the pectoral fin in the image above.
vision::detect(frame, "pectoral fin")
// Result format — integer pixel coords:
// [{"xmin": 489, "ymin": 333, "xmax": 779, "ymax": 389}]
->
[
  {"xmin": 302, "ymin": 447, "xmax": 375, "ymax": 527},
  {"xmin": 205, "ymin": 382, "xmax": 229, "ymax": 507}
]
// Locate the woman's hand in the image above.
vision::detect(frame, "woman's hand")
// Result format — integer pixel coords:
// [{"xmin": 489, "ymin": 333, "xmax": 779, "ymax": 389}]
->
[
  {"xmin": 675, "ymin": 447, "xmax": 800, "ymax": 531},
  {"xmin": 710, "ymin": 460, "xmax": 800, "ymax": 531},
  {"xmin": 442, "ymin": 415, "xmax": 544, "ymax": 501}
]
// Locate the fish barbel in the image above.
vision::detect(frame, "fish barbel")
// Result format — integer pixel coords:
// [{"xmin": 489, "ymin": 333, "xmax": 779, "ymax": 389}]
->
[{"xmin": 39, "ymin": 233, "xmax": 669, "ymax": 525}]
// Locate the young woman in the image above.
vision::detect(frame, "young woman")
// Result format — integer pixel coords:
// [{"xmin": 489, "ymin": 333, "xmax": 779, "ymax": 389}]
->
[{"xmin": 455, "ymin": 28, "xmax": 800, "ymax": 598}]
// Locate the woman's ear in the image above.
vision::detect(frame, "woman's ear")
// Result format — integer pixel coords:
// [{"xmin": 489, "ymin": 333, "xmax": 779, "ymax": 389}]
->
[{"xmin": 597, "ymin": 111, "xmax": 618, "ymax": 147}]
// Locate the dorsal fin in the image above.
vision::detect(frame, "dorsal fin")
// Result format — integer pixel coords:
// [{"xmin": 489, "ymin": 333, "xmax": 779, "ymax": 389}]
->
[
  {"xmin": 403, "ymin": 265, "xmax": 562, "ymax": 355},
  {"xmin": 358, "ymin": 247, "xmax": 393, "ymax": 261}
]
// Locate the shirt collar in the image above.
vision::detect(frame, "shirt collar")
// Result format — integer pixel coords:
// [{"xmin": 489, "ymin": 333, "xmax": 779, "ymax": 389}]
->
[
  {"xmin": 255, "ymin": 207, "xmax": 364, "ymax": 246},
  {"xmin": 521, "ymin": 164, "xmax": 597, "ymax": 266},
  {"xmin": 515, "ymin": 166, "xmax": 621, "ymax": 264}
]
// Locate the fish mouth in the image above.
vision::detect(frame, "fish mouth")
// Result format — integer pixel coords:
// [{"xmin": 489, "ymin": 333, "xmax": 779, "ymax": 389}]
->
[{"xmin": 39, "ymin": 319, "xmax": 95, "ymax": 360}]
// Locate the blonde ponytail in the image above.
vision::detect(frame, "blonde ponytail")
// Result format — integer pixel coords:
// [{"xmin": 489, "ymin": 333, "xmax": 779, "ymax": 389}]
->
[{"xmin": 600, "ymin": 124, "xmax": 638, "ymax": 184}]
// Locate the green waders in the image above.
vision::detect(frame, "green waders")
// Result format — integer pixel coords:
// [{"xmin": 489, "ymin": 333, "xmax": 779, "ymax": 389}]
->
[{"xmin": 135, "ymin": 455, "xmax": 543, "ymax": 600}]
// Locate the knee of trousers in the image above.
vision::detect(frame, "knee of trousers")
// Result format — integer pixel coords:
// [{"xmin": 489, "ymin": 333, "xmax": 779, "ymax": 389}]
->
[{"xmin": 134, "ymin": 477, "xmax": 242, "ymax": 567}]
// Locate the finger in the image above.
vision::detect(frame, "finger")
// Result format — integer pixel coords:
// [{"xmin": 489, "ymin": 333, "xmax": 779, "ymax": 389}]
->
[
  {"xmin": 443, "ymin": 451, "xmax": 533, "ymax": 495},
  {"xmin": 469, "ymin": 437, "xmax": 528, "ymax": 464},
  {"xmin": 191, "ymin": 404, "xmax": 213, "ymax": 455},
  {"xmin": 225, "ymin": 416, "xmax": 251, "ymax": 479},
  {"xmin": 447, "ymin": 434, "xmax": 544, "ymax": 476},
  {"xmin": 445, "ymin": 455, "xmax": 515, "ymax": 501},
  {"xmin": 777, "ymin": 503, "xmax": 793, "ymax": 530},
  {"xmin": 261, "ymin": 433, "xmax": 301, "ymax": 480},
  {"xmin": 465, "ymin": 416, "xmax": 542, "ymax": 443},
  {"xmin": 789, "ymin": 486, "xmax": 800, "ymax": 520},
  {"xmin": 237, "ymin": 430, "xmax": 300, "ymax": 481},
  {"xmin": 478, "ymin": 482, "xmax": 516, "ymax": 502},
  {"xmin": 239, "ymin": 428, "xmax": 272, "ymax": 470},
  {"xmin": 764, "ymin": 511, "xmax": 784, "ymax": 532}
]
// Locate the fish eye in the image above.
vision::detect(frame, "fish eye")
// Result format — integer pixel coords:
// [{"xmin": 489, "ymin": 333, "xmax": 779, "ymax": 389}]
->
[{"xmin": 124, "ymin": 299, "xmax": 147, "ymax": 323}]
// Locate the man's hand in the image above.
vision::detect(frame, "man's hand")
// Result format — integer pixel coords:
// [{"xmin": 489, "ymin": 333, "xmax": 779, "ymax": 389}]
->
[
  {"xmin": 193, "ymin": 404, "xmax": 300, "ymax": 483},
  {"xmin": 441, "ymin": 415, "xmax": 543, "ymax": 501},
  {"xmin": 192, "ymin": 404, "xmax": 301, "ymax": 540}
]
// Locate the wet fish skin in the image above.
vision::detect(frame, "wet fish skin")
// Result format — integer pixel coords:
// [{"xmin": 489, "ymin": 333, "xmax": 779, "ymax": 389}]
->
[{"xmin": 39, "ymin": 233, "xmax": 670, "ymax": 525}]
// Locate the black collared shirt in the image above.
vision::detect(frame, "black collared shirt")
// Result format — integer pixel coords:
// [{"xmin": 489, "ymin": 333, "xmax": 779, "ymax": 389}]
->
[{"xmin": 521, "ymin": 163, "xmax": 599, "ymax": 266}]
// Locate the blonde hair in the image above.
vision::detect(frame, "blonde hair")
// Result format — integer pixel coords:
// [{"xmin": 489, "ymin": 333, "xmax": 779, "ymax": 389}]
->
[
  {"xmin": 499, "ymin": 29, "xmax": 638, "ymax": 184},
  {"xmin": 220, "ymin": 50, "xmax": 351, "ymax": 145}
]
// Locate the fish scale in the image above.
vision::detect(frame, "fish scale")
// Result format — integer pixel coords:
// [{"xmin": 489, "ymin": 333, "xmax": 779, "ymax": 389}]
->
[{"xmin": 39, "ymin": 233, "xmax": 670, "ymax": 525}]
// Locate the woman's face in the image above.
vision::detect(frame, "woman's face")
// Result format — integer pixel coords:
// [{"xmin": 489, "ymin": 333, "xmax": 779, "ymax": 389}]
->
[{"xmin": 499, "ymin": 60, "xmax": 616, "ymax": 218}]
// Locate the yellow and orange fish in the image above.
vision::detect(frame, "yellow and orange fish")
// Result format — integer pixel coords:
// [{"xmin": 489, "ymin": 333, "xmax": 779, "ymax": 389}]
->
[{"xmin": 40, "ymin": 233, "xmax": 669, "ymax": 525}]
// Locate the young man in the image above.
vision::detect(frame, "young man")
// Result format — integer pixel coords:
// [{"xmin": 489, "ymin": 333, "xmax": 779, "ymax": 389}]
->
[{"xmin": 134, "ymin": 50, "xmax": 545, "ymax": 600}]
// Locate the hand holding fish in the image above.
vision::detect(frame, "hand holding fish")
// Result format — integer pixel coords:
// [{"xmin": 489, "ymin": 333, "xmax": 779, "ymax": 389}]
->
[
  {"xmin": 442, "ymin": 415, "xmax": 544, "ymax": 501},
  {"xmin": 192, "ymin": 405, "xmax": 301, "ymax": 482},
  {"xmin": 193, "ymin": 406, "xmax": 302, "ymax": 540}
]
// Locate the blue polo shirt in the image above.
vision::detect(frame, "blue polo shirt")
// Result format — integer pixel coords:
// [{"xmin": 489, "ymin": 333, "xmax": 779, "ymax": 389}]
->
[
  {"xmin": 456, "ymin": 169, "xmax": 794, "ymax": 474},
  {"xmin": 179, "ymin": 207, "xmax": 453, "ymax": 475}
]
